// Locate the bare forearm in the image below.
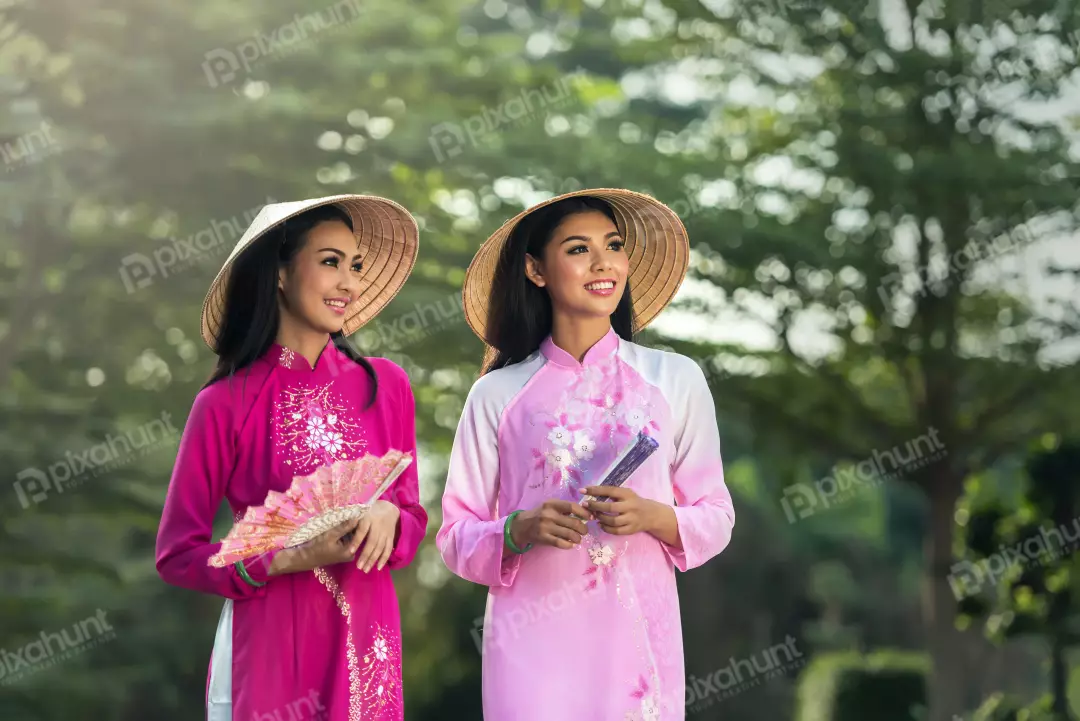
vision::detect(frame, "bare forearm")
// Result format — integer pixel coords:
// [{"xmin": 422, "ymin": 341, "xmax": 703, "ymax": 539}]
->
[{"xmin": 646, "ymin": 501, "xmax": 682, "ymax": 548}]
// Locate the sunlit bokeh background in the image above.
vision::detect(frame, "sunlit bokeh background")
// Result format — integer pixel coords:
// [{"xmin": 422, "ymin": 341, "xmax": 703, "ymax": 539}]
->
[{"xmin": 2, "ymin": 0, "xmax": 1079, "ymax": 719}]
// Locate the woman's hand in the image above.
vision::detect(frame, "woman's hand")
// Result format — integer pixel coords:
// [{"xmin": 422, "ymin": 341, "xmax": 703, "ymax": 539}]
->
[
  {"xmin": 267, "ymin": 519, "xmax": 363, "ymax": 576},
  {"xmin": 352, "ymin": 500, "xmax": 401, "ymax": 572},
  {"xmin": 580, "ymin": 486, "xmax": 665, "ymax": 536},
  {"xmin": 509, "ymin": 499, "xmax": 594, "ymax": 550}
]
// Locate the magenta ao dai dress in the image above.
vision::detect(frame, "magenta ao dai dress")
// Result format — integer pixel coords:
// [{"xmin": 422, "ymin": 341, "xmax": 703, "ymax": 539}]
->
[{"xmin": 156, "ymin": 342, "xmax": 428, "ymax": 721}]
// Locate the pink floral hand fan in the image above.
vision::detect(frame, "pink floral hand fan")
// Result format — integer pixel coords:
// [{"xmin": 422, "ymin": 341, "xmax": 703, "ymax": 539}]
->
[{"xmin": 208, "ymin": 449, "xmax": 413, "ymax": 568}]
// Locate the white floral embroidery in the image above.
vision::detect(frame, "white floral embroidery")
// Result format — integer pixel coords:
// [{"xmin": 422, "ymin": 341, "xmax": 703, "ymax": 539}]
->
[
  {"xmin": 625, "ymin": 407, "xmax": 649, "ymax": 431},
  {"xmin": 573, "ymin": 431, "xmax": 596, "ymax": 461},
  {"xmin": 547, "ymin": 447, "xmax": 574, "ymax": 469},
  {"xmin": 374, "ymin": 637, "xmax": 389, "ymax": 662},
  {"xmin": 321, "ymin": 432, "xmax": 344, "ymax": 454},
  {"xmin": 274, "ymin": 383, "xmax": 366, "ymax": 471},
  {"xmin": 589, "ymin": 544, "xmax": 614, "ymax": 566},
  {"xmin": 641, "ymin": 696, "xmax": 660, "ymax": 721},
  {"xmin": 548, "ymin": 426, "xmax": 572, "ymax": 446},
  {"xmin": 564, "ymin": 397, "xmax": 591, "ymax": 417}
]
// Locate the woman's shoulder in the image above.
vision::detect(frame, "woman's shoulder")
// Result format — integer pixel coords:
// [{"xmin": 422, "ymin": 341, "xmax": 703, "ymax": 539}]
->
[
  {"xmin": 364, "ymin": 355, "xmax": 410, "ymax": 386},
  {"xmin": 195, "ymin": 361, "xmax": 276, "ymax": 415},
  {"xmin": 465, "ymin": 352, "xmax": 544, "ymax": 410},
  {"xmin": 188, "ymin": 375, "xmax": 240, "ymax": 420},
  {"xmin": 619, "ymin": 338, "xmax": 706, "ymax": 380}
]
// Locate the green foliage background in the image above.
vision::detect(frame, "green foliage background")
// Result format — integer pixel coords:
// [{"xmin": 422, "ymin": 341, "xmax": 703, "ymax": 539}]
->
[{"xmin": 1, "ymin": 0, "xmax": 1078, "ymax": 719}]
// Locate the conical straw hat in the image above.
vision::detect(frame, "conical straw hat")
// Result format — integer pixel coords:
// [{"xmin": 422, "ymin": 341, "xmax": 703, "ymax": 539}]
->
[
  {"xmin": 462, "ymin": 188, "xmax": 689, "ymax": 344},
  {"xmin": 200, "ymin": 194, "xmax": 419, "ymax": 351}
]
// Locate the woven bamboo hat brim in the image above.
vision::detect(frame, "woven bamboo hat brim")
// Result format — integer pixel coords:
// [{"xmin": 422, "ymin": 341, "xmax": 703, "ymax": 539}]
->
[
  {"xmin": 200, "ymin": 194, "xmax": 419, "ymax": 351},
  {"xmin": 462, "ymin": 188, "xmax": 690, "ymax": 344}
]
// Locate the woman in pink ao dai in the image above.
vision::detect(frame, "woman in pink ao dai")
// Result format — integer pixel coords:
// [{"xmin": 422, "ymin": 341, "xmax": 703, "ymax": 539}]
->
[{"xmin": 437, "ymin": 190, "xmax": 736, "ymax": 720}]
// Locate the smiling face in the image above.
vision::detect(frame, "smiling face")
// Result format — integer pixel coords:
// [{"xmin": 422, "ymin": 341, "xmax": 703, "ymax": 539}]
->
[
  {"xmin": 277, "ymin": 219, "xmax": 363, "ymax": 335},
  {"xmin": 524, "ymin": 209, "xmax": 630, "ymax": 321}
]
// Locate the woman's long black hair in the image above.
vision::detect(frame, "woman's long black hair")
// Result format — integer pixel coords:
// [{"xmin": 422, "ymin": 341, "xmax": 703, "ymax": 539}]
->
[
  {"xmin": 480, "ymin": 197, "xmax": 636, "ymax": 375},
  {"xmin": 204, "ymin": 203, "xmax": 378, "ymax": 407}
]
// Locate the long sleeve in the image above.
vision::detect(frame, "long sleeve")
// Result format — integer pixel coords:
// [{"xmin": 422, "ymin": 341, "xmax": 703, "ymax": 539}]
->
[
  {"xmin": 155, "ymin": 387, "xmax": 279, "ymax": 599},
  {"xmin": 436, "ymin": 380, "xmax": 523, "ymax": 587},
  {"xmin": 661, "ymin": 360, "xmax": 735, "ymax": 572},
  {"xmin": 383, "ymin": 368, "xmax": 428, "ymax": 570}
]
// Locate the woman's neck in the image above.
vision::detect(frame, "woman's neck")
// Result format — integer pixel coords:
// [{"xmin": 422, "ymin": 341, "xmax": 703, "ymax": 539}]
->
[
  {"xmin": 275, "ymin": 319, "xmax": 331, "ymax": 370},
  {"xmin": 549, "ymin": 315, "xmax": 612, "ymax": 363}
]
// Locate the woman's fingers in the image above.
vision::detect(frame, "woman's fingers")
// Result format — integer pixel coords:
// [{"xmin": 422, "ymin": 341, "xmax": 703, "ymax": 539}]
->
[
  {"xmin": 544, "ymin": 535, "xmax": 576, "ymax": 549},
  {"xmin": 581, "ymin": 485, "xmax": 631, "ymax": 500},
  {"xmin": 544, "ymin": 524, "xmax": 583, "ymax": 546},
  {"xmin": 356, "ymin": 538, "xmax": 376, "ymax": 570},
  {"xmin": 597, "ymin": 512, "xmax": 632, "ymax": 527},
  {"xmin": 597, "ymin": 514, "xmax": 634, "ymax": 535},
  {"xmin": 378, "ymin": 532, "xmax": 395, "ymax": 570},
  {"xmin": 550, "ymin": 513, "xmax": 589, "ymax": 535},
  {"xmin": 583, "ymin": 500, "xmax": 615, "ymax": 514},
  {"xmin": 349, "ymin": 517, "xmax": 372, "ymax": 556},
  {"xmin": 546, "ymin": 500, "xmax": 593, "ymax": 521},
  {"xmin": 566, "ymin": 502, "xmax": 593, "ymax": 521},
  {"xmin": 374, "ymin": 539, "xmax": 390, "ymax": 572}
]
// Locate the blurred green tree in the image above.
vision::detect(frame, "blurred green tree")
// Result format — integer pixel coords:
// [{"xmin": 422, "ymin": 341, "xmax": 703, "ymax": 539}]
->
[{"xmin": 959, "ymin": 438, "xmax": 1080, "ymax": 720}]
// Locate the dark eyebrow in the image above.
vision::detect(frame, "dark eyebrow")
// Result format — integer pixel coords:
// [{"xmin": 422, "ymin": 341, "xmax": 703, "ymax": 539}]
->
[
  {"xmin": 318, "ymin": 248, "xmax": 363, "ymax": 261},
  {"xmin": 559, "ymin": 231, "xmax": 623, "ymax": 245}
]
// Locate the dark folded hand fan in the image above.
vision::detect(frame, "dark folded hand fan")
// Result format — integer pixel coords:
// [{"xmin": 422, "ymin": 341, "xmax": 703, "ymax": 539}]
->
[{"xmin": 578, "ymin": 431, "xmax": 659, "ymax": 508}]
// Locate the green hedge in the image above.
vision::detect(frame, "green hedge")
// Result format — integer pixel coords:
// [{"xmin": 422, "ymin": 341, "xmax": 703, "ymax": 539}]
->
[{"xmin": 795, "ymin": 650, "xmax": 929, "ymax": 721}]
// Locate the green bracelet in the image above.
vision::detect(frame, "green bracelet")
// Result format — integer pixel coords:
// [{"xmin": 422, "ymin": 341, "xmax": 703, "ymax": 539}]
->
[
  {"xmin": 504, "ymin": 510, "xmax": 533, "ymax": 554},
  {"xmin": 234, "ymin": 560, "xmax": 266, "ymax": 588}
]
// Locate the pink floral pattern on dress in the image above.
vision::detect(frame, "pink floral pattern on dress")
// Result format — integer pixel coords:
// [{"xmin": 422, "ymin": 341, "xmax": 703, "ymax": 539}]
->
[
  {"xmin": 623, "ymin": 674, "xmax": 661, "ymax": 721},
  {"xmin": 528, "ymin": 359, "xmax": 658, "ymax": 493},
  {"xmin": 582, "ymin": 531, "xmax": 627, "ymax": 592}
]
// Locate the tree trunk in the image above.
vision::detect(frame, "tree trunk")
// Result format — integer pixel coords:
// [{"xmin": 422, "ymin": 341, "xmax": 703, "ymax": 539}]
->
[{"xmin": 924, "ymin": 470, "xmax": 967, "ymax": 721}]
